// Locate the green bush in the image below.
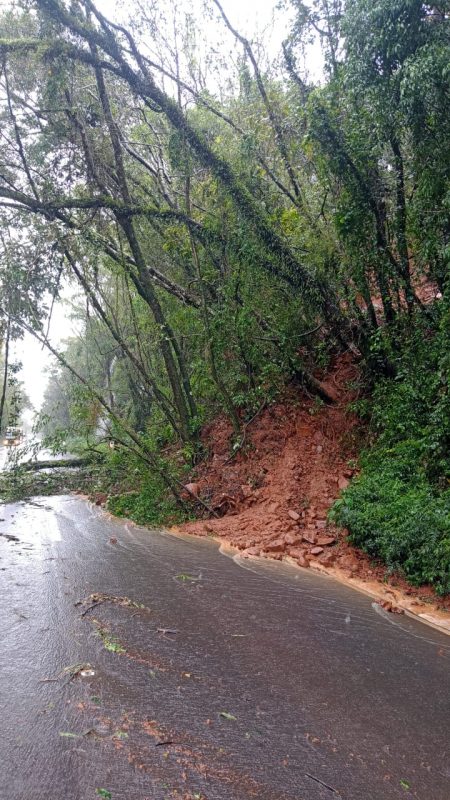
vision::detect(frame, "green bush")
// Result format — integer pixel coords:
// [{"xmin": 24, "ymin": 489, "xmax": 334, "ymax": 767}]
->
[
  {"xmin": 331, "ymin": 308, "xmax": 450, "ymax": 595},
  {"xmin": 107, "ymin": 472, "xmax": 188, "ymax": 528},
  {"xmin": 331, "ymin": 458, "xmax": 450, "ymax": 594}
]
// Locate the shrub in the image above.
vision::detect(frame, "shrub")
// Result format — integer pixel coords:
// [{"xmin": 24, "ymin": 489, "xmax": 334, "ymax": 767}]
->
[
  {"xmin": 107, "ymin": 471, "xmax": 188, "ymax": 527},
  {"xmin": 332, "ymin": 458, "xmax": 450, "ymax": 594},
  {"xmin": 331, "ymin": 307, "xmax": 450, "ymax": 595}
]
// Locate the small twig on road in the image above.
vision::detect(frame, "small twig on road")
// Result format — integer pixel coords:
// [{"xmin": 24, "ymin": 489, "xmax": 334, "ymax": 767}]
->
[
  {"xmin": 305, "ymin": 773, "xmax": 340, "ymax": 794},
  {"xmin": 80, "ymin": 601, "xmax": 103, "ymax": 617}
]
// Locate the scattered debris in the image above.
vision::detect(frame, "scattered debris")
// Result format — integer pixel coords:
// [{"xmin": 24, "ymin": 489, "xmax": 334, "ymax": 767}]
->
[
  {"xmin": 90, "ymin": 695, "xmax": 102, "ymax": 705},
  {"xmin": 61, "ymin": 663, "xmax": 95, "ymax": 682},
  {"xmin": 376, "ymin": 600, "xmax": 404, "ymax": 615},
  {"xmin": 219, "ymin": 711, "xmax": 236, "ymax": 721},
  {"xmin": 112, "ymin": 730, "xmax": 128, "ymax": 740},
  {"xmin": 0, "ymin": 532, "xmax": 19, "ymax": 542},
  {"xmin": 77, "ymin": 592, "xmax": 149, "ymax": 617},
  {"xmin": 305, "ymin": 773, "xmax": 340, "ymax": 794},
  {"xmin": 93, "ymin": 622, "xmax": 126, "ymax": 654}
]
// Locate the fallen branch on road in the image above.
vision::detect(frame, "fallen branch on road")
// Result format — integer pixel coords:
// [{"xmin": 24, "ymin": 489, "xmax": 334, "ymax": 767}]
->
[{"xmin": 20, "ymin": 457, "xmax": 96, "ymax": 472}]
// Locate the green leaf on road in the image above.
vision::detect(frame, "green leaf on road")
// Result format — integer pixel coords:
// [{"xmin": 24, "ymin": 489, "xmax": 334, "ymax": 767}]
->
[
  {"xmin": 219, "ymin": 711, "xmax": 236, "ymax": 721},
  {"xmin": 95, "ymin": 790, "xmax": 112, "ymax": 799},
  {"xmin": 113, "ymin": 730, "xmax": 128, "ymax": 739}
]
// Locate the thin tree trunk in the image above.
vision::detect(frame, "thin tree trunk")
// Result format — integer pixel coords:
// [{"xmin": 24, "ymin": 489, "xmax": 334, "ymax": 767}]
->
[
  {"xmin": 92, "ymin": 58, "xmax": 197, "ymax": 442},
  {"xmin": 65, "ymin": 250, "xmax": 183, "ymax": 437},
  {"xmin": 191, "ymin": 235, "xmax": 241, "ymax": 436},
  {"xmin": 390, "ymin": 136, "xmax": 416, "ymax": 313},
  {"xmin": 0, "ymin": 319, "xmax": 10, "ymax": 433}
]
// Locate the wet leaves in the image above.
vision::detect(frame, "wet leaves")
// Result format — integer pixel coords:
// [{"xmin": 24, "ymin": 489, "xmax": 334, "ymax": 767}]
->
[
  {"xmin": 95, "ymin": 624, "xmax": 126, "ymax": 654},
  {"xmin": 78, "ymin": 593, "xmax": 149, "ymax": 616},
  {"xmin": 175, "ymin": 573, "xmax": 201, "ymax": 582},
  {"xmin": 90, "ymin": 695, "xmax": 101, "ymax": 705},
  {"xmin": 57, "ymin": 663, "xmax": 95, "ymax": 682},
  {"xmin": 219, "ymin": 711, "xmax": 236, "ymax": 721},
  {"xmin": 113, "ymin": 730, "xmax": 128, "ymax": 740}
]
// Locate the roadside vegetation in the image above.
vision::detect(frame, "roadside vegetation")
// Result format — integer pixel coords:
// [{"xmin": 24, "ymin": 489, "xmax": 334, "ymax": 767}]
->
[
  {"xmin": 0, "ymin": 1, "xmax": 449, "ymax": 592},
  {"xmin": 331, "ymin": 310, "xmax": 450, "ymax": 593}
]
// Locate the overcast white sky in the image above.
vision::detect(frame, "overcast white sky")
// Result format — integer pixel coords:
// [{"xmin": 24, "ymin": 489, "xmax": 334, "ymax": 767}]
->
[{"xmin": 11, "ymin": 0, "xmax": 322, "ymax": 418}]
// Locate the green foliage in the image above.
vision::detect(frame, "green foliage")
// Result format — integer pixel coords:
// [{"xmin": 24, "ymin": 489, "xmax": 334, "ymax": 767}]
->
[
  {"xmin": 332, "ymin": 448, "xmax": 450, "ymax": 594},
  {"xmin": 107, "ymin": 470, "xmax": 188, "ymax": 527},
  {"xmin": 0, "ymin": 462, "xmax": 103, "ymax": 502},
  {"xmin": 95, "ymin": 625, "xmax": 126, "ymax": 654},
  {"xmin": 332, "ymin": 309, "xmax": 450, "ymax": 594}
]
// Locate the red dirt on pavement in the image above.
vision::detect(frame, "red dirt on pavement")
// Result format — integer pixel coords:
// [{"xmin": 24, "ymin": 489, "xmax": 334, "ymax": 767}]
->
[{"xmin": 178, "ymin": 352, "xmax": 450, "ymax": 618}]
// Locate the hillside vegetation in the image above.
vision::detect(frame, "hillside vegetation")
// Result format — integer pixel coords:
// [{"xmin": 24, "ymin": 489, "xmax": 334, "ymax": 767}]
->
[{"xmin": 0, "ymin": 1, "xmax": 449, "ymax": 592}]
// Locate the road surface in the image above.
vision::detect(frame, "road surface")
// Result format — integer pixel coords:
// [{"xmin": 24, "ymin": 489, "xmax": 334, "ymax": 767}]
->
[{"xmin": 0, "ymin": 496, "xmax": 449, "ymax": 800}]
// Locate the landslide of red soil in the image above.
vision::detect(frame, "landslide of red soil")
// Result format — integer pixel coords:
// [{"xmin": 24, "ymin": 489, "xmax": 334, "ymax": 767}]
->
[{"xmin": 179, "ymin": 352, "xmax": 450, "ymax": 617}]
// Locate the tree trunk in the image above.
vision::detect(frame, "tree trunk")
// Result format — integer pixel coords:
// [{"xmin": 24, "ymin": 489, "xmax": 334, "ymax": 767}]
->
[
  {"xmin": 92, "ymin": 59, "xmax": 197, "ymax": 443},
  {"xmin": 390, "ymin": 136, "xmax": 415, "ymax": 313},
  {"xmin": 0, "ymin": 319, "xmax": 10, "ymax": 433}
]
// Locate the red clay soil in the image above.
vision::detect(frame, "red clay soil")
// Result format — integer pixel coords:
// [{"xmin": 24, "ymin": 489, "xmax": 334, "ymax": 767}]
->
[{"xmin": 178, "ymin": 352, "xmax": 450, "ymax": 617}]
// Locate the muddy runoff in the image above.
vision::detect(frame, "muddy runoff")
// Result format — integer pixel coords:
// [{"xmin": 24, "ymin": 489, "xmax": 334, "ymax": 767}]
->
[{"xmin": 0, "ymin": 496, "xmax": 449, "ymax": 800}]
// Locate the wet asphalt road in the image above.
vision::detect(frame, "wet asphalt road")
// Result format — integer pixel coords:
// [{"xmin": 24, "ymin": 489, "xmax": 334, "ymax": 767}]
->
[{"xmin": 0, "ymin": 496, "xmax": 449, "ymax": 800}]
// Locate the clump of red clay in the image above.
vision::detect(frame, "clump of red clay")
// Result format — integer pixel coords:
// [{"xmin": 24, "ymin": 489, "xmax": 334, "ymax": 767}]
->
[{"xmin": 179, "ymin": 353, "xmax": 450, "ymax": 615}]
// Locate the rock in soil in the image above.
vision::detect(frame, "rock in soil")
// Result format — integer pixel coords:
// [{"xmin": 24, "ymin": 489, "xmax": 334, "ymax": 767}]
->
[{"xmin": 316, "ymin": 535, "xmax": 336, "ymax": 546}]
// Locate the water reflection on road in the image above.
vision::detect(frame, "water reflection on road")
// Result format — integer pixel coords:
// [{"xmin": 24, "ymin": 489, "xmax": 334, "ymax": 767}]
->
[{"xmin": 0, "ymin": 496, "xmax": 449, "ymax": 800}]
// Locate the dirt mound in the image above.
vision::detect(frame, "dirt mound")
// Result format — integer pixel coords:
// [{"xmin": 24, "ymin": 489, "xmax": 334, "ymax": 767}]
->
[
  {"xmin": 178, "ymin": 353, "xmax": 450, "ymax": 617},
  {"xmin": 181, "ymin": 353, "xmax": 361, "ymax": 565}
]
